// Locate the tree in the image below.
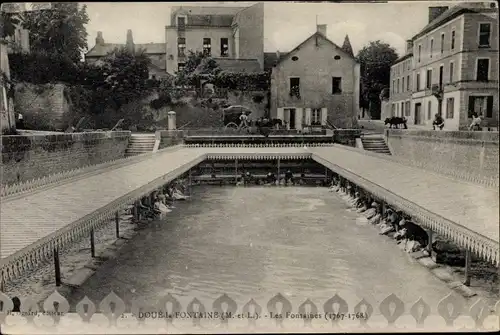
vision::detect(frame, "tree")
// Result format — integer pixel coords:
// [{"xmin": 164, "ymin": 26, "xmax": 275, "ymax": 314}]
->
[
  {"xmin": 175, "ymin": 50, "xmax": 220, "ymax": 87},
  {"xmin": 356, "ymin": 40, "xmax": 398, "ymax": 119},
  {"xmin": 1, "ymin": 8, "xmax": 21, "ymax": 39},
  {"xmin": 90, "ymin": 47, "xmax": 151, "ymax": 111},
  {"xmin": 21, "ymin": 3, "xmax": 89, "ymax": 63}
]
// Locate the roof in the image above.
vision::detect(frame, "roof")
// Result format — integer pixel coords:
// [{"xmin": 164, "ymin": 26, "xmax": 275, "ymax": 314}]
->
[
  {"xmin": 392, "ymin": 53, "xmax": 413, "ymax": 66},
  {"xmin": 86, "ymin": 43, "xmax": 165, "ymax": 57},
  {"xmin": 264, "ymin": 52, "xmax": 289, "ymax": 70},
  {"xmin": 171, "ymin": 6, "xmax": 243, "ymax": 16},
  {"xmin": 213, "ymin": 58, "xmax": 262, "ymax": 73},
  {"xmin": 411, "ymin": 5, "xmax": 497, "ymax": 41},
  {"xmin": 185, "ymin": 14, "xmax": 234, "ymax": 27},
  {"xmin": 275, "ymin": 32, "xmax": 358, "ymax": 67}
]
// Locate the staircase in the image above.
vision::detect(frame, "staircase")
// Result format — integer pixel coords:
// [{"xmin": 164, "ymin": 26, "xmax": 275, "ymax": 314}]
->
[
  {"xmin": 126, "ymin": 134, "xmax": 156, "ymax": 156},
  {"xmin": 361, "ymin": 135, "xmax": 391, "ymax": 155}
]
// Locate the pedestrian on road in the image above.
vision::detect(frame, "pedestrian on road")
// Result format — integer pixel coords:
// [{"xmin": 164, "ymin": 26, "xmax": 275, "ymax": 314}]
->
[
  {"xmin": 432, "ymin": 114, "xmax": 444, "ymax": 130},
  {"xmin": 239, "ymin": 111, "xmax": 248, "ymax": 129},
  {"xmin": 469, "ymin": 113, "xmax": 483, "ymax": 131}
]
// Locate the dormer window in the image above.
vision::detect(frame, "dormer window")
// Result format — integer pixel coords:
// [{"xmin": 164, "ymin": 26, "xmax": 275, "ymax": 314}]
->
[{"xmin": 177, "ymin": 16, "xmax": 186, "ymax": 30}]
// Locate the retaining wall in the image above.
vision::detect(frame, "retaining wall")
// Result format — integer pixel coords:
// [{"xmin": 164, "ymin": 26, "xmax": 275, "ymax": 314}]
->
[
  {"xmin": 157, "ymin": 130, "xmax": 185, "ymax": 150},
  {"xmin": 385, "ymin": 130, "xmax": 499, "ymax": 184},
  {"xmin": 1, "ymin": 131, "xmax": 131, "ymax": 185}
]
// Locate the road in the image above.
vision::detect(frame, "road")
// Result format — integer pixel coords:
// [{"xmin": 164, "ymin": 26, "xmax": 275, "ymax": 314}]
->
[{"xmin": 66, "ymin": 186, "xmax": 470, "ymax": 315}]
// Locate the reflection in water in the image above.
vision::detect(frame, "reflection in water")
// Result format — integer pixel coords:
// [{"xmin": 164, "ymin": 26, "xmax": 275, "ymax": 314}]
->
[{"xmin": 68, "ymin": 186, "xmax": 469, "ymax": 312}]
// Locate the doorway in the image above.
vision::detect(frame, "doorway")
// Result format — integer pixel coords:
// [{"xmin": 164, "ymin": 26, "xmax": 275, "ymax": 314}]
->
[
  {"xmin": 414, "ymin": 103, "xmax": 422, "ymax": 125},
  {"xmin": 284, "ymin": 108, "xmax": 296, "ymax": 129}
]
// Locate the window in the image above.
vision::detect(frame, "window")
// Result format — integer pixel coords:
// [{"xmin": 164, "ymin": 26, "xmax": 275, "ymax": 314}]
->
[
  {"xmin": 430, "ymin": 39, "xmax": 434, "ymax": 58},
  {"xmin": 416, "ymin": 73, "xmax": 421, "ymax": 91},
  {"xmin": 391, "ymin": 103, "xmax": 396, "ymax": 117},
  {"xmin": 418, "ymin": 45, "xmax": 421, "ymax": 62},
  {"xmin": 427, "ymin": 101, "xmax": 432, "ymax": 120},
  {"xmin": 311, "ymin": 108, "xmax": 322, "ymax": 125},
  {"xmin": 439, "ymin": 65, "xmax": 444, "ymax": 89},
  {"xmin": 177, "ymin": 37, "xmax": 186, "ymax": 57},
  {"xmin": 451, "ymin": 30, "xmax": 455, "ymax": 50},
  {"xmin": 407, "ymin": 75, "xmax": 410, "ymax": 91},
  {"xmin": 290, "ymin": 77, "xmax": 300, "ymax": 97},
  {"xmin": 476, "ymin": 58, "xmax": 489, "ymax": 81},
  {"xmin": 440, "ymin": 33, "xmax": 445, "ymax": 54},
  {"xmin": 446, "ymin": 97, "xmax": 454, "ymax": 119},
  {"xmin": 426, "ymin": 69, "xmax": 432, "ymax": 89},
  {"xmin": 220, "ymin": 38, "xmax": 229, "ymax": 57},
  {"xmin": 449, "ymin": 62, "xmax": 454, "ymax": 83},
  {"xmin": 405, "ymin": 101, "xmax": 410, "ymax": 117},
  {"xmin": 407, "ymin": 59, "xmax": 410, "ymax": 70},
  {"xmin": 177, "ymin": 16, "xmax": 186, "ymax": 30},
  {"xmin": 397, "ymin": 78, "xmax": 400, "ymax": 93},
  {"xmin": 401, "ymin": 102, "xmax": 405, "ymax": 116},
  {"xmin": 203, "ymin": 38, "xmax": 211, "ymax": 56},
  {"xmin": 479, "ymin": 23, "xmax": 491, "ymax": 47},
  {"xmin": 468, "ymin": 96, "xmax": 493, "ymax": 118},
  {"xmin": 177, "ymin": 62, "xmax": 185, "ymax": 72},
  {"xmin": 392, "ymin": 80, "xmax": 396, "ymax": 94},
  {"xmin": 402, "ymin": 77, "xmax": 405, "ymax": 92},
  {"xmin": 332, "ymin": 77, "xmax": 342, "ymax": 94}
]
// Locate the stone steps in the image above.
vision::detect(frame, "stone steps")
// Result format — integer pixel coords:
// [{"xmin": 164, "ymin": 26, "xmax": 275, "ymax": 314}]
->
[
  {"xmin": 126, "ymin": 134, "xmax": 156, "ymax": 156},
  {"xmin": 361, "ymin": 136, "xmax": 391, "ymax": 155}
]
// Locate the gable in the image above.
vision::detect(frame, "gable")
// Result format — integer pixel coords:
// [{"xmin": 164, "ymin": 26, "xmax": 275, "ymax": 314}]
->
[
  {"xmin": 277, "ymin": 33, "xmax": 357, "ymax": 68},
  {"xmin": 275, "ymin": 33, "xmax": 357, "ymax": 72}
]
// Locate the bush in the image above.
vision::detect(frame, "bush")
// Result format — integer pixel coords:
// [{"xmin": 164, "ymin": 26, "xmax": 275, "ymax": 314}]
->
[{"xmin": 213, "ymin": 71, "xmax": 270, "ymax": 91}]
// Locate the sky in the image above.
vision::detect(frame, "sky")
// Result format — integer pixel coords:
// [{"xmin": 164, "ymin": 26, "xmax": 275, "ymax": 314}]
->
[{"xmin": 83, "ymin": 0, "xmax": 489, "ymax": 57}]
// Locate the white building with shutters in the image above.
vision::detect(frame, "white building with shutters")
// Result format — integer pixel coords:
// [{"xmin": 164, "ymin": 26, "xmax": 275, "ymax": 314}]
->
[
  {"xmin": 389, "ymin": 3, "xmax": 498, "ymax": 130},
  {"xmin": 269, "ymin": 24, "xmax": 360, "ymax": 130}
]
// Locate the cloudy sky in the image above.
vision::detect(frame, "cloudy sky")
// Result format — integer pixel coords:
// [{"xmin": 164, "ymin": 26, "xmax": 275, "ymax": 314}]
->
[{"xmin": 83, "ymin": 1, "xmax": 481, "ymax": 57}]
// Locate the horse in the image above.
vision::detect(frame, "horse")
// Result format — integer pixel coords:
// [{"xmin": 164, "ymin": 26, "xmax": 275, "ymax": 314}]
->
[{"xmin": 385, "ymin": 117, "xmax": 407, "ymax": 129}]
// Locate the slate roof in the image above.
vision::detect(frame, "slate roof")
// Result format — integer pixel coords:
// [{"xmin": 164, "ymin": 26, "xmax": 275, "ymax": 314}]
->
[
  {"xmin": 184, "ymin": 14, "xmax": 235, "ymax": 27},
  {"xmin": 213, "ymin": 58, "xmax": 262, "ymax": 73},
  {"xmin": 411, "ymin": 5, "xmax": 497, "ymax": 40},
  {"xmin": 86, "ymin": 43, "xmax": 166, "ymax": 58}
]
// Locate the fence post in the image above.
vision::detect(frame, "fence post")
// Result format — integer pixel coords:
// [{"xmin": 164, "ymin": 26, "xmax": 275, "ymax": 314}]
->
[
  {"xmin": 54, "ymin": 248, "xmax": 61, "ymax": 286},
  {"xmin": 464, "ymin": 249, "xmax": 472, "ymax": 286},
  {"xmin": 90, "ymin": 228, "xmax": 95, "ymax": 258},
  {"xmin": 115, "ymin": 211, "xmax": 120, "ymax": 238},
  {"xmin": 235, "ymin": 159, "xmax": 238, "ymax": 184}
]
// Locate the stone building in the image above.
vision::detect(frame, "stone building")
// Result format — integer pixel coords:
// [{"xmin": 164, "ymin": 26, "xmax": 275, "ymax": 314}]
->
[
  {"xmin": 165, "ymin": 3, "xmax": 264, "ymax": 75},
  {"xmin": 270, "ymin": 25, "xmax": 360, "ymax": 130},
  {"xmin": 85, "ymin": 30, "xmax": 169, "ymax": 80},
  {"xmin": 389, "ymin": 3, "xmax": 498, "ymax": 130}
]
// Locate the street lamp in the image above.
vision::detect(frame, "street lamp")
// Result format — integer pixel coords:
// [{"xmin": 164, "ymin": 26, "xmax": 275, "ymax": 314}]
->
[{"xmin": 431, "ymin": 84, "xmax": 444, "ymax": 116}]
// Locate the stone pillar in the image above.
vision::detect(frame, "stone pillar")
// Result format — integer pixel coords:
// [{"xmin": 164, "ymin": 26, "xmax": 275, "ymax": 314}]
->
[{"xmin": 168, "ymin": 111, "xmax": 176, "ymax": 130}]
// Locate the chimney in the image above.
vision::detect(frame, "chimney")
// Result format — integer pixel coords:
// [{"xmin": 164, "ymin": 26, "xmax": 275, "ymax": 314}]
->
[
  {"xmin": 428, "ymin": 6, "xmax": 449, "ymax": 23},
  {"xmin": 405, "ymin": 39, "xmax": 413, "ymax": 54},
  {"xmin": 126, "ymin": 29, "xmax": 135, "ymax": 54},
  {"xmin": 316, "ymin": 24, "xmax": 327, "ymax": 36},
  {"xmin": 95, "ymin": 31, "xmax": 104, "ymax": 46}
]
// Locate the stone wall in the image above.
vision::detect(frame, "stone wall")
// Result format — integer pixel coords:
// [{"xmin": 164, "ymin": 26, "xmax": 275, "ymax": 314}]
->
[
  {"xmin": 14, "ymin": 82, "xmax": 71, "ymax": 131},
  {"xmin": 385, "ymin": 130, "xmax": 499, "ymax": 184},
  {"xmin": 1, "ymin": 131, "xmax": 131, "ymax": 185},
  {"xmin": 157, "ymin": 130, "xmax": 185, "ymax": 150}
]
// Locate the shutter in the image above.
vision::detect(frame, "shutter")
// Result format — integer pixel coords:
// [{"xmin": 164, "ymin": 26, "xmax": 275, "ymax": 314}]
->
[
  {"xmin": 486, "ymin": 96, "xmax": 493, "ymax": 118},
  {"xmin": 468, "ymin": 96, "xmax": 474, "ymax": 118}
]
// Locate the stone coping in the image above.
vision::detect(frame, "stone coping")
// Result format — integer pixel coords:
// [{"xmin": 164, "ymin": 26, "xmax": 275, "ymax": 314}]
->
[{"xmin": 385, "ymin": 129, "xmax": 499, "ymax": 143}]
